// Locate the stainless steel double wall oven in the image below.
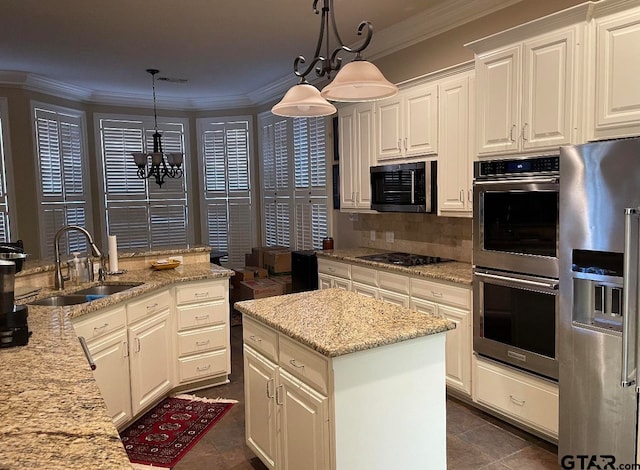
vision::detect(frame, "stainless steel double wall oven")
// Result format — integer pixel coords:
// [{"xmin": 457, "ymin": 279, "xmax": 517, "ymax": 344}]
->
[{"xmin": 473, "ymin": 155, "xmax": 560, "ymax": 380}]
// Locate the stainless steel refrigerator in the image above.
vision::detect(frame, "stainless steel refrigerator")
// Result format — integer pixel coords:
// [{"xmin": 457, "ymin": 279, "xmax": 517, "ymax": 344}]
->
[{"xmin": 559, "ymin": 137, "xmax": 640, "ymax": 464}]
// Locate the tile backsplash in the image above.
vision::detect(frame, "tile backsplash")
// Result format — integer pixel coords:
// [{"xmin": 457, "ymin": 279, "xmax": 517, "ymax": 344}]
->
[{"xmin": 335, "ymin": 212, "xmax": 472, "ymax": 263}]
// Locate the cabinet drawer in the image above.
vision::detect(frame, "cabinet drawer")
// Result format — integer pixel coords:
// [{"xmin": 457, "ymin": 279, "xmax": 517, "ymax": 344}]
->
[
  {"xmin": 176, "ymin": 280, "xmax": 227, "ymax": 305},
  {"xmin": 177, "ymin": 301, "xmax": 227, "ymax": 331},
  {"xmin": 73, "ymin": 305, "xmax": 127, "ymax": 341},
  {"xmin": 127, "ymin": 290, "xmax": 172, "ymax": 324},
  {"xmin": 410, "ymin": 277, "xmax": 470, "ymax": 310},
  {"xmin": 351, "ymin": 265, "xmax": 378, "ymax": 287},
  {"xmin": 378, "ymin": 271, "xmax": 410, "ymax": 294},
  {"xmin": 177, "ymin": 324, "xmax": 227, "ymax": 356},
  {"xmin": 476, "ymin": 360, "xmax": 558, "ymax": 436},
  {"xmin": 177, "ymin": 349, "xmax": 228, "ymax": 383},
  {"xmin": 279, "ymin": 335, "xmax": 329, "ymax": 395},
  {"xmin": 243, "ymin": 316, "xmax": 278, "ymax": 362},
  {"xmin": 318, "ymin": 259, "xmax": 350, "ymax": 279}
]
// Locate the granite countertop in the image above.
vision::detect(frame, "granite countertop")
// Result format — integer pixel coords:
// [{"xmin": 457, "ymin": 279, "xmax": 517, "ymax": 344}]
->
[
  {"xmin": 0, "ymin": 262, "xmax": 232, "ymax": 470},
  {"xmin": 235, "ymin": 288, "xmax": 455, "ymax": 358},
  {"xmin": 316, "ymin": 247, "xmax": 473, "ymax": 285}
]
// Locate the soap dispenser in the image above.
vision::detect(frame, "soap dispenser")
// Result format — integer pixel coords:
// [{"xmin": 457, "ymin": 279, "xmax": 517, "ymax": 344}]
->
[{"xmin": 70, "ymin": 252, "xmax": 82, "ymax": 286}]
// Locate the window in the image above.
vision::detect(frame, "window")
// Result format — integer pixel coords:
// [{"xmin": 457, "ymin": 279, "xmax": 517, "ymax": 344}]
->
[
  {"xmin": 197, "ymin": 117, "xmax": 254, "ymax": 267},
  {"xmin": 33, "ymin": 103, "xmax": 91, "ymax": 258},
  {"xmin": 259, "ymin": 113, "xmax": 329, "ymax": 251},
  {"xmin": 97, "ymin": 115, "xmax": 190, "ymax": 250},
  {"xmin": 0, "ymin": 98, "xmax": 15, "ymax": 243}
]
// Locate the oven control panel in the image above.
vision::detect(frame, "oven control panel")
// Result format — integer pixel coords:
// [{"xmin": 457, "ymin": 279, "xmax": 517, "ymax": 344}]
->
[{"xmin": 475, "ymin": 155, "xmax": 559, "ymax": 178}]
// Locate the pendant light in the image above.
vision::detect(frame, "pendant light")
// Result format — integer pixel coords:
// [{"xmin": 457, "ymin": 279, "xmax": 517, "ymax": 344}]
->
[
  {"xmin": 131, "ymin": 69, "xmax": 184, "ymax": 187},
  {"xmin": 272, "ymin": 0, "xmax": 398, "ymax": 118}
]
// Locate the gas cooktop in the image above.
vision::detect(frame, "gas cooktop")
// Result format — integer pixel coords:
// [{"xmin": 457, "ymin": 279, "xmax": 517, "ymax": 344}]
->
[{"xmin": 356, "ymin": 252, "xmax": 452, "ymax": 267}]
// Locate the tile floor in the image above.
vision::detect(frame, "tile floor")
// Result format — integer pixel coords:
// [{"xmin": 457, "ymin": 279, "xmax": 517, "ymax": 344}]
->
[{"xmin": 172, "ymin": 324, "xmax": 559, "ymax": 470}]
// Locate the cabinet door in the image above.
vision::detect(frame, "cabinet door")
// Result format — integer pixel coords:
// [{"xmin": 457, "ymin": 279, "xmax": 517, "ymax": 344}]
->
[
  {"xmin": 355, "ymin": 102, "xmax": 375, "ymax": 208},
  {"xmin": 244, "ymin": 346, "xmax": 278, "ymax": 470},
  {"xmin": 339, "ymin": 107, "xmax": 357, "ymax": 210},
  {"xmin": 378, "ymin": 289, "xmax": 410, "ymax": 308},
  {"xmin": 404, "ymin": 84, "xmax": 438, "ymax": 157},
  {"xmin": 438, "ymin": 72, "xmax": 472, "ymax": 214},
  {"xmin": 522, "ymin": 28, "xmax": 576, "ymax": 150},
  {"xmin": 317, "ymin": 273, "xmax": 333, "ymax": 290},
  {"xmin": 129, "ymin": 309, "xmax": 173, "ymax": 416},
  {"xmin": 439, "ymin": 304, "xmax": 471, "ymax": 396},
  {"xmin": 332, "ymin": 277, "xmax": 351, "ymax": 291},
  {"xmin": 375, "ymin": 97, "xmax": 403, "ymax": 160},
  {"xmin": 278, "ymin": 370, "xmax": 330, "ymax": 470},
  {"xmin": 476, "ymin": 45, "xmax": 521, "ymax": 156},
  {"xmin": 87, "ymin": 329, "xmax": 132, "ymax": 429},
  {"xmin": 594, "ymin": 7, "xmax": 640, "ymax": 139},
  {"xmin": 351, "ymin": 281, "xmax": 378, "ymax": 299}
]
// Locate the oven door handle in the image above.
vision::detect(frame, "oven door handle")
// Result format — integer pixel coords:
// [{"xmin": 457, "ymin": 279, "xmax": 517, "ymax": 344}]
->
[
  {"xmin": 474, "ymin": 177, "xmax": 559, "ymax": 186},
  {"xmin": 474, "ymin": 272, "xmax": 559, "ymax": 290},
  {"xmin": 410, "ymin": 170, "xmax": 415, "ymax": 204}
]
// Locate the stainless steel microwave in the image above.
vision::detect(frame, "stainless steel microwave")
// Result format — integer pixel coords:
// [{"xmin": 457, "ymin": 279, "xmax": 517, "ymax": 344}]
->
[{"xmin": 370, "ymin": 161, "xmax": 437, "ymax": 213}]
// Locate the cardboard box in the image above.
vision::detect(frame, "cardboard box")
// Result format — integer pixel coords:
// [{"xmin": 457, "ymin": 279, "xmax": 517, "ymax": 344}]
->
[
  {"xmin": 238, "ymin": 278, "xmax": 284, "ymax": 300},
  {"xmin": 269, "ymin": 274, "xmax": 292, "ymax": 294},
  {"xmin": 231, "ymin": 266, "xmax": 268, "ymax": 288},
  {"xmin": 264, "ymin": 249, "xmax": 291, "ymax": 274},
  {"xmin": 249, "ymin": 246, "xmax": 288, "ymax": 269}
]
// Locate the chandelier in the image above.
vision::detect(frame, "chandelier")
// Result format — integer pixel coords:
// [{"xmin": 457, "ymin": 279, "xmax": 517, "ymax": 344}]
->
[
  {"xmin": 272, "ymin": 0, "xmax": 398, "ymax": 118},
  {"xmin": 131, "ymin": 69, "xmax": 184, "ymax": 187}
]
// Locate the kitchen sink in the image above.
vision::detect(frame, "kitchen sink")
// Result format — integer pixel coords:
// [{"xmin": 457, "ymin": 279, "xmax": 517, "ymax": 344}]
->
[
  {"xmin": 72, "ymin": 283, "xmax": 142, "ymax": 296},
  {"xmin": 30, "ymin": 295, "xmax": 92, "ymax": 307}
]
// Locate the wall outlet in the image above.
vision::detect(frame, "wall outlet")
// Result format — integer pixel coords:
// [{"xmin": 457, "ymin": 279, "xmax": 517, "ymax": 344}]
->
[
  {"xmin": 385, "ymin": 231, "xmax": 394, "ymax": 243},
  {"xmin": 171, "ymin": 255, "xmax": 184, "ymax": 263},
  {"xmin": 370, "ymin": 230, "xmax": 376, "ymax": 241}
]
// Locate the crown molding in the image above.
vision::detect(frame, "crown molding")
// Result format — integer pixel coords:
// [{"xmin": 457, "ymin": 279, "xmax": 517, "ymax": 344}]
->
[{"xmin": 0, "ymin": 71, "xmax": 94, "ymax": 101}]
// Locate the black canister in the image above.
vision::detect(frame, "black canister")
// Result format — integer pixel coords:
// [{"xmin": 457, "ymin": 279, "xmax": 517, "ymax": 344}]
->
[{"xmin": 0, "ymin": 259, "xmax": 15, "ymax": 314}]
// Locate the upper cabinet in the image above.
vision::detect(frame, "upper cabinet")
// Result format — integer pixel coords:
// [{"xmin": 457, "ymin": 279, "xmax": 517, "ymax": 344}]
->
[
  {"xmin": 590, "ymin": 2, "xmax": 640, "ymax": 140},
  {"xmin": 469, "ymin": 4, "xmax": 591, "ymax": 157},
  {"xmin": 375, "ymin": 83, "xmax": 438, "ymax": 162},
  {"xmin": 339, "ymin": 102, "xmax": 376, "ymax": 212}
]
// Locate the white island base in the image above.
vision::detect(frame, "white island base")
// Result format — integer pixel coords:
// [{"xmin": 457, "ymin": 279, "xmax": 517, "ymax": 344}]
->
[{"xmin": 331, "ymin": 333, "xmax": 446, "ymax": 469}]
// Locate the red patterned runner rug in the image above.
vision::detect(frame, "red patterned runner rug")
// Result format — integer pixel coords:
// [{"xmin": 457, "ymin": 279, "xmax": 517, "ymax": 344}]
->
[{"xmin": 120, "ymin": 394, "xmax": 237, "ymax": 469}]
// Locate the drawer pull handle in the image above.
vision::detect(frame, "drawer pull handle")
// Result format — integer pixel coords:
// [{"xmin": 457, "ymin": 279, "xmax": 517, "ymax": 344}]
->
[
  {"xmin": 146, "ymin": 302, "xmax": 158, "ymax": 310},
  {"xmin": 289, "ymin": 359, "xmax": 305, "ymax": 369},
  {"xmin": 135, "ymin": 337, "xmax": 141, "ymax": 352},
  {"xmin": 196, "ymin": 364, "xmax": 211, "ymax": 372},
  {"xmin": 509, "ymin": 395, "xmax": 526, "ymax": 407},
  {"xmin": 195, "ymin": 314, "xmax": 210, "ymax": 321},
  {"xmin": 249, "ymin": 335, "xmax": 262, "ymax": 342},
  {"xmin": 266, "ymin": 378, "xmax": 275, "ymax": 398},
  {"xmin": 194, "ymin": 292, "xmax": 209, "ymax": 297},
  {"xmin": 93, "ymin": 323, "xmax": 109, "ymax": 333},
  {"xmin": 431, "ymin": 291, "xmax": 443, "ymax": 298},
  {"xmin": 195, "ymin": 340, "xmax": 210, "ymax": 346},
  {"xmin": 123, "ymin": 340, "xmax": 129, "ymax": 358}
]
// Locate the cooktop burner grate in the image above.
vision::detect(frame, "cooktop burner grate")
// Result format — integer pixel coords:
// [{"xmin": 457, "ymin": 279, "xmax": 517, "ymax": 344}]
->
[{"xmin": 356, "ymin": 252, "xmax": 452, "ymax": 267}]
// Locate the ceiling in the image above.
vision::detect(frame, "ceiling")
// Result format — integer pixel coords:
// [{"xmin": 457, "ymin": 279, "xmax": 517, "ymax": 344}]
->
[{"xmin": 0, "ymin": 0, "xmax": 520, "ymax": 110}]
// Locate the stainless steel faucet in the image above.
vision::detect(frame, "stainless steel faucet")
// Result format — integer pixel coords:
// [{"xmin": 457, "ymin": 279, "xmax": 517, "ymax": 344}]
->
[{"xmin": 54, "ymin": 225, "xmax": 106, "ymax": 290}]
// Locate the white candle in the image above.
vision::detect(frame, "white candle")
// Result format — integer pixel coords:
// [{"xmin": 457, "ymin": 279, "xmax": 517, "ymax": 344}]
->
[{"xmin": 108, "ymin": 235, "xmax": 118, "ymax": 272}]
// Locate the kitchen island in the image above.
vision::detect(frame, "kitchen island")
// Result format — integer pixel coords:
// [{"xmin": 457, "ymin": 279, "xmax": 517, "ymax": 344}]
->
[
  {"xmin": 0, "ymin": 261, "xmax": 232, "ymax": 470},
  {"xmin": 236, "ymin": 288, "xmax": 455, "ymax": 470}
]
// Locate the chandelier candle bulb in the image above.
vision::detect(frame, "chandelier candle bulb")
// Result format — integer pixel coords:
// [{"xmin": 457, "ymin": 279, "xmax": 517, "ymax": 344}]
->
[{"xmin": 108, "ymin": 235, "xmax": 118, "ymax": 273}]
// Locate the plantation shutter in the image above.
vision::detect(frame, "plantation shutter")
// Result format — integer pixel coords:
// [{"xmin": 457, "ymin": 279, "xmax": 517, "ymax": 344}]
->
[
  {"xmin": 98, "ymin": 116, "xmax": 190, "ymax": 250},
  {"xmin": 34, "ymin": 106, "xmax": 90, "ymax": 258},
  {"xmin": 0, "ymin": 103, "xmax": 13, "ymax": 242},
  {"xmin": 198, "ymin": 118, "xmax": 254, "ymax": 267}
]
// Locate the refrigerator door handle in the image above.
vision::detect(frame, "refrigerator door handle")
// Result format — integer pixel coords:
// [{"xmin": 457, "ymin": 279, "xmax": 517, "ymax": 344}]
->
[{"xmin": 622, "ymin": 208, "xmax": 639, "ymax": 388}]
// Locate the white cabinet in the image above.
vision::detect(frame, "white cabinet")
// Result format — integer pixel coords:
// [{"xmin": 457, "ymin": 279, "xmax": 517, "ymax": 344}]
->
[
  {"xmin": 474, "ymin": 26, "xmax": 581, "ymax": 156},
  {"xmin": 475, "ymin": 358, "xmax": 559, "ymax": 439},
  {"xmin": 411, "ymin": 277, "xmax": 472, "ymax": 396},
  {"xmin": 339, "ymin": 102, "xmax": 375, "ymax": 211},
  {"xmin": 73, "ymin": 305, "xmax": 132, "ymax": 429},
  {"xmin": 243, "ymin": 317, "xmax": 330, "ymax": 470},
  {"xmin": 591, "ymin": 4, "xmax": 640, "ymax": 139},
  {"xmin": 438, "ymin": 69, "xmax": 474, "ymax": 216},
  {"xmin": 127, "ymin": 290, "xmax": 173, "ymax": 416},
  {"xmin": 375, "ymin": 83, "xmax": 438, "ymax": 161},
  {"xmin": 174, "ymin": 279, "xmax": 230, "ymax": 387},
  {"xmin": 318, "ymin": 258, "xmax": 351, "ymax": 291}
]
